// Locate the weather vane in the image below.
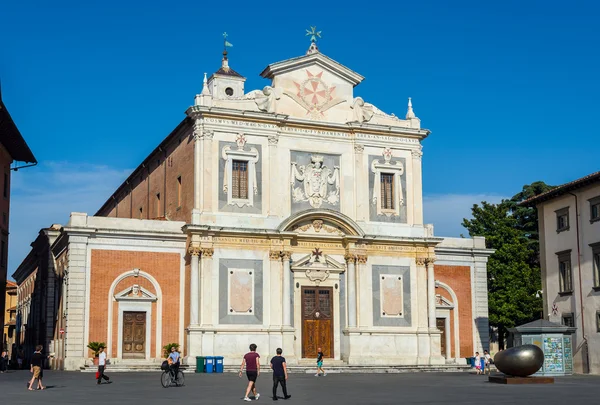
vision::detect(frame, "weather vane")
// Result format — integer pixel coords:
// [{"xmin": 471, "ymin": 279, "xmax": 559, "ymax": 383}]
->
[
  {"xmin": 306, "ymin": 26, "xmax": 322, "ymax": 43},
  {"xmin": 223, "ymin": 32, "xmax": 233, "ymax": 51}
]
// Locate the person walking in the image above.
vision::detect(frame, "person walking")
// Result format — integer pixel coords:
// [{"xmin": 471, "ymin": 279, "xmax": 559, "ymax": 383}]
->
[
  {"xmin": 474, "ymin": 351, "xmax": 482, "ymax": 375},
  {"xmin": 270, "ymin": 348, "xmax": 291, "ymax": 401},
  {"xmin": 97, "ymin": 346, "xmax": 110, "ymax": 385},
  {"xmin": 0, "ymin": 349, "xmax": 8, "ymax": 373},
  {"xmin": 483, "ymin": 350, "xmax": 492, "ymax": 375},
  {"xmin": 28, "ymin": 345, "xmax": 45, "ymax": 390},
  {"xmin": 239, "ymin": 343, "xmax": 261, "ymax": 402},
  {"xmin": 315, "ymin": 347, "xmax": 326, "ymax": 377}
]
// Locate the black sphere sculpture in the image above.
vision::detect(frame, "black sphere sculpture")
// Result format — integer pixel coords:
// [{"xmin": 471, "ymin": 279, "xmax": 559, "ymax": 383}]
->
[{"xmin": 493, "ymin": 345, "xmax": 544, "ymax": 377}]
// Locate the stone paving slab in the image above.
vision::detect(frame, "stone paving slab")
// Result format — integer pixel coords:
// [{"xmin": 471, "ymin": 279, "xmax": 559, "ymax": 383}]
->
[{"xmin": 1, "ymin": 370, "xmax": 599, "ymax": 405}]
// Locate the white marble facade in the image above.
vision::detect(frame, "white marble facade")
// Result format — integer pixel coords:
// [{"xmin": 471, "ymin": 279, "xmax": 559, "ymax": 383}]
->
[{"xmin": 183, "ymin": 43, "xmax": 494, "ymax": 366}]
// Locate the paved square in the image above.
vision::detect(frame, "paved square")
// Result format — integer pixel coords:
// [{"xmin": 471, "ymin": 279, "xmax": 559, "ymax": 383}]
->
[{"xmin": 1, "ymin": 371, "xmax": 599, "ymax": 404}]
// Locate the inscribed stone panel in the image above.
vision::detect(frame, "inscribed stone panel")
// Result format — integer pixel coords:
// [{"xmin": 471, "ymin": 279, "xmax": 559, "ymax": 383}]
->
[
  {"xmin": 368, "ymin": 155, "xmax": 407, "ymax": 223},
  {"xmin": 218, "ymin": 141, "xmax": 262, "ymax": 214},
  {"xmin": 380, "ymin": 275, "xmax": 403, "ymax": 317},
  {"xmin": 372, "ymin": 265, "xmax": 411, "ymax": 327},
  {"xmin": 228, "ymin": 269, "xmax": 254, "ymax": 314},
  {"xmin": 290, "ymin": 151, "xmax": 341, "ymax": 214},
  {"xmin": 219, "ymin": 258, "xmax": 263, "ymax": 325}
]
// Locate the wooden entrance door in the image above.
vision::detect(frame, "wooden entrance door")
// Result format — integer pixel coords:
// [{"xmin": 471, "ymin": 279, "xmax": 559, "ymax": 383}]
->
[
  {"xmin": 301, "ymin": 287, "xmax": 333, "ymax": 358},
  {"xmin": 123, "ymin": 311, "xmax": 146, "ymax": 359},
  {"xmin": 436, "ymin": 318, "xmax": 447, "ymax": 357}
]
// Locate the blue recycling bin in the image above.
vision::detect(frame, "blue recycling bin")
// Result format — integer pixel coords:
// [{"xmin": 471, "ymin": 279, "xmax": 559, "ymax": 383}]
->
[
  {"xmin": 215, "ymin": 356, "xmax": 224, "ymax": 373},
  {"xmin": 205, "ymin": 356, "xmax": 215, "ymax": 373}
]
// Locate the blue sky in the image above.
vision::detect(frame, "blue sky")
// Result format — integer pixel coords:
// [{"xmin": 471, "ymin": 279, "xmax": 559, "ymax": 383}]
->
[{"xmin": 2, "ymin": 0, "xmax": 599, "ymax": 272}]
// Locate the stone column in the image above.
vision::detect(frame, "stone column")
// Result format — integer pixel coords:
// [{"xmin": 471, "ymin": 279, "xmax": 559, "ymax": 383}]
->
[
  {"xmin": 282, "ymin": 251, "xmax": 292, "ymax": 327},
  {"xmin": 189, "ymin": 247, "xmax": 200, "ymax": 326},
  {"xmin": 200, "ymin": 248, "xmax": 214, "ymax": 326},
  {"xmin": 411, "ymin": 148, "xmax": 423, "ymax": 226},
  {"xmin": 345, "ymin": 254, "xmax": 357, "ymax": 328},
  {"xmin": 192, "ymin": 121, "xmax": 203, "ymax": 224},
  {"xmin": 426, "ymin": 258, "xmax": 436, "ymax": 329}
]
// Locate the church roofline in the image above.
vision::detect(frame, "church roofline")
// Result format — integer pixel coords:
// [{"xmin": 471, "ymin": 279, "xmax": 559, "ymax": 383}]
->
[
  {"xmin": 94, "ymin": 117, "xmax": 193, "ymax": 217},
  {"xmin": 259, "ymin": 52, "xmax": 365, "ymax": 87}
]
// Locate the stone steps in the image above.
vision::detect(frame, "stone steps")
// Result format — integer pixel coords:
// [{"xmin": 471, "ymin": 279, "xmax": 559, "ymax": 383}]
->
[{"xmin": 80, "ymin": 360, "xmax": 472, "ymax": 374}]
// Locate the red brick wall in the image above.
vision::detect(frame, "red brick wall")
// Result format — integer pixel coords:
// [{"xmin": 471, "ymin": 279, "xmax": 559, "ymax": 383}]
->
[
  {"xmin": 89, "ymin": 250, "xmax": 182, "ymax": 358},
  {"xmin": 98, "ymin": 126, "xmax": 194, "ymax": 222},
  {"xmin": 435, "ymin": 265, "xmax": 474, "ymax": 357},
  {"xmin": 0, "ymin": 143, "xmax": 12, "ymax": 346}
]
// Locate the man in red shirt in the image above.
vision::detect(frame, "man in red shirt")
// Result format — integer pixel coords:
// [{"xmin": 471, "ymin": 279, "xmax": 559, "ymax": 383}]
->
[{"xmin": 239, "ymin": 343, "xmax": 261, "ymax": 401}]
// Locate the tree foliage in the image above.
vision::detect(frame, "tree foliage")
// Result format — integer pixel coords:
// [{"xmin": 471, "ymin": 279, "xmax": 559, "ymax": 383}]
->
[{"xmin": 462, "ymin": 182, "xmax": 554, "ymax": 345}]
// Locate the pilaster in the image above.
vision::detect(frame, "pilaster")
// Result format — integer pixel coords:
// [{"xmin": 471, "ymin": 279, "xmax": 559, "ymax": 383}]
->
[
  {"xmin": 202, "ymin": 130, "xmax": 214, "ymax": 213},
  {"xmin": 189, "ymin": 247, "xmax": 201, "ymax": 326},
  {"xmin": 344, "ymin": 253, "xmax": 357, "ymax": 328},
  {"xmin": 282, "ymin": 251, "xmax": 292, "ymax": 327},
  {"xmin": 411, "ymin": 148, "xmax": 423, "ymax": 226},
  {"xmin": 268, "ymin": 133, "xmax": 279, "ymax": 217},
  {"xmin": 200, "ymin": 247, "xmax": 214, "ymax": 326},
  {"xmin": 192, "ymin": 120, "xmax": 203, "ymax": 224}
]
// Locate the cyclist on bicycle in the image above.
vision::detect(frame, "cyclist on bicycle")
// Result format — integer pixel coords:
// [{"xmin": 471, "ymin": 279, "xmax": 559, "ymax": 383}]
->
[{"xmin": 167, "ymin": 346, "xmax": 181, "ymax": 378}]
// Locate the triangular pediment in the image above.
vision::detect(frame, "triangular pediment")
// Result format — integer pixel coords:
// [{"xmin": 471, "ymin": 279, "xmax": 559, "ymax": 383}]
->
[
  {"xmin": 435, "ymin": 294, "xmax": 454, "ymax": 309},
  {"xmin": 114, "ymin": 285, "xmax": 157, "ymax": 301},
  {"xmin": 260, "ymin": 52, "xmax": 364, "ymax": 87},
  {"xmin": 291, "ymin": 253, "xmax": 345, "ymax": 272}
]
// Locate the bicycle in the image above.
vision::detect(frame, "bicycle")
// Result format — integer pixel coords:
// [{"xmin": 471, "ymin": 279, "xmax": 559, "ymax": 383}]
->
[{"xmin": 161, "ymin": 367, "xmax": 185, "ymax": 388}]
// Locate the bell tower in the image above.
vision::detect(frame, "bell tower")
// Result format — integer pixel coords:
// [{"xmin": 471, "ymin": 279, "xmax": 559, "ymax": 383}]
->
[{"xmin": 206, "ymin": 32, "xmax": 246, "ymax": 99}]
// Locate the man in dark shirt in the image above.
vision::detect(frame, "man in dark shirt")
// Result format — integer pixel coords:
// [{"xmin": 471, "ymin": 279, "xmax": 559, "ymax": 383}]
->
[
  {"xmin": 239, "ymin": 343, "xmax": 261, "ymax": 401},
  {"xmin": 28, "ymin": 345, "xmax": 45, "ymax": 390},
  {"xmin": 270, "ymin": 348, "xmax": 291, "ymax": 400}
]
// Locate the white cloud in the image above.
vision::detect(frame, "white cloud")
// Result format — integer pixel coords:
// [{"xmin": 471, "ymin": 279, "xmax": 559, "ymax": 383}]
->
[
  {"xmin": 8, "ymin": 162, "xmax": 130, "ymax": 274},
  {"xmin": 424, "ymin": 193, "xmax": 506, "ymax": 238}
]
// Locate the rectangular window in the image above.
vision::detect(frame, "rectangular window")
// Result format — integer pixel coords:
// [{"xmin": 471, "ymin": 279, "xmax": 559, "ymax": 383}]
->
[
  {"xmin": 156, "ymin": 193, "xmax": 161, "ymax": 217},
  {"xmin": 2, "ymin": 212, "xmax": 6, "ymax": 225},
  {"xmin": 380, "ymin": 173, "xmax": 394, "ymax": 210},
  {"xmin": 562, "ymin": 313, "xmax": 575, "ymax": 328},
  {"xmin": 232, "ymin": 160, "xmax": 248, "ymax": 199},
  {"xmin": 590, "ymin": 196, "xmax": 600, "ymax": 223},
  {"xmin": 556, "ymin": 207, "xmax": 569, "ymax": 232},
  {"xmin": 597, "ymin": 311, "xmax": 600, "ymax": 333},
  {"xmin": 3, "ymin": 173, "xmax": 7, "ymax": 198},
  {"xmin": 557, "ymin": 250, "xmax": 573, "ymax": 293},
  {"xmin": 177, "ymin": 176, "xmax": 182, "ymax": 207},
  {"xmin": 139, "ymin": 207, "xmax": 143, "ymax": 219},
  {"xmin": 592, "ymin": 243, "xmax": 600, "ymax": 289}
]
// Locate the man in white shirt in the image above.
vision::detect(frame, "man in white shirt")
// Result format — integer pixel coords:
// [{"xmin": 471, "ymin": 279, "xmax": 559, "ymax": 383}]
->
[{"xmin": 97, "ymin": 346, "xmax": 110, "ymax": 385}]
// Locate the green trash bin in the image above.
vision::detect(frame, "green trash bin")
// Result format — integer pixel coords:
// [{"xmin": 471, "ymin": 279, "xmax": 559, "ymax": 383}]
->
[{"xmin": 196, "ymin": 356, "xmax": 206, "ymax": 373}]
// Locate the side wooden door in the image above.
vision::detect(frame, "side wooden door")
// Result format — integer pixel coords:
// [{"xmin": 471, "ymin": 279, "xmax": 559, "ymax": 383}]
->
[
  {"xmin": 302, "ymin": 287, "xmax": 333, "ymax": 359},
  {"xmin": 123, "ymin": 311, "xmax": 146, "ymax": 359},
  {"xmin": 436, "ymin": 318, "xmax": 447, "ymax": 358}
]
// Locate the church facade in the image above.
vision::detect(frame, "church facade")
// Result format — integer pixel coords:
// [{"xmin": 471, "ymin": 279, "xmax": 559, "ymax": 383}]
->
[{"xmin": 18, "ymin": 41, "xmax": 493, "ymax": 370}]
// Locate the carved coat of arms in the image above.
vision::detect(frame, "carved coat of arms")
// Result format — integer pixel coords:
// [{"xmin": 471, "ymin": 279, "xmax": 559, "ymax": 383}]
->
[{"xmin": 291, "ymin": 154, "xmax": 340, "ymax": 208}]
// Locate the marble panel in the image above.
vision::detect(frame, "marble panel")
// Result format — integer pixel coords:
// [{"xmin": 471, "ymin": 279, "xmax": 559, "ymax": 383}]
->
[{"xmin": 372, "ymin": 265, "xmax": 411, "ymax": 327}]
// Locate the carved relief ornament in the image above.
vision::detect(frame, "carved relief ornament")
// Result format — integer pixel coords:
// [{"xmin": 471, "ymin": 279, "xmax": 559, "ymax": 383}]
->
[
  {"xmin": 415, "ymin": 257, "xmax": 427, "ymax": 266},
  {"xmin": 188, "ymin": 247, "xmax": 202, "ymax": 256},
  {"xmin": 269, "ymin": 250, "xmax": 282, "ymax": 260},
  {"xmin": 200, "ymin": 248, "xmax": 214, "ymax": 258},
  {"xmin": 291, "ymin": 155, "xmax": 340, "ymax": 209}
]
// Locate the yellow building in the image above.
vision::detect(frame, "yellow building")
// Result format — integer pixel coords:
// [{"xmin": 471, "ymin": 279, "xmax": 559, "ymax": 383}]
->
[{"xmin": 3, "ymin": 281, "xmax": 17, "ymax": 358}]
